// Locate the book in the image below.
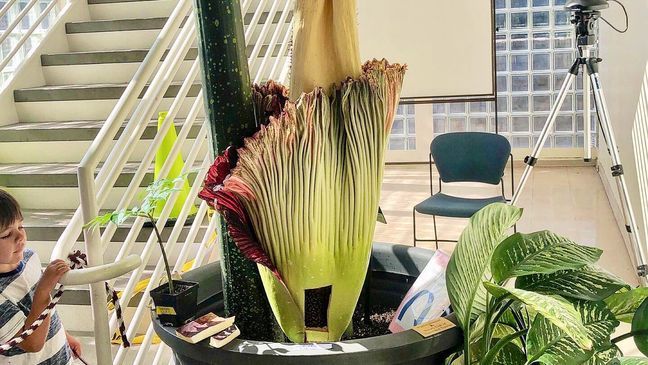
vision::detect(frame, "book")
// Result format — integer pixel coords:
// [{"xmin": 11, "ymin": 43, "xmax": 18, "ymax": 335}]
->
[
  {"xmin": 209, "ymin": 324, "xmax": 240, "ymax": 348},
  {"xmin": 389, "ymin": 250, "xmax": 451, "ymax": 333},
  {"xmin": 175, "ymin": 313, "xmax": 235, "ymax": 344}
]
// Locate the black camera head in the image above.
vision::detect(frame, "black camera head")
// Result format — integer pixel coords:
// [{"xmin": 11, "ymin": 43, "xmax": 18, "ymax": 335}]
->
[{"xmin": 565, "ymin": 0, "xmax": 609, "ymax": 12}]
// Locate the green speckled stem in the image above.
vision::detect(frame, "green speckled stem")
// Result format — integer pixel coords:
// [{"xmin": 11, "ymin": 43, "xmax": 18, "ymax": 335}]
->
[{"xmin": 192, "ymin": 0, "xmax": 278, "ymax": 341}]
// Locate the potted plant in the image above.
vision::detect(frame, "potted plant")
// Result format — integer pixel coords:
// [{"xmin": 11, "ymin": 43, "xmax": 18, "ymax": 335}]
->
[
  {"xmin": 86, "ymin": 176, "xmax": 199, "ymax": 327},
  {"xmin": 445, "ymin": 202, "xmax": 648, "ymax": 365},
  {"xmin": 191, "ymin": 0, "xmax": 406, "ymax": 343}
]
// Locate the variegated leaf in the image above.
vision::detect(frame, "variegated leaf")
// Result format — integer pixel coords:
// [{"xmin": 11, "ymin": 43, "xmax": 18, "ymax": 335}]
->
[
  {"xmin": 516, "ymin": 266, "xmax": 628, "ymax": 301},
  {"xmin": 491, "ymin": 230, "xmax": 602, "ymax": 283},
  {"xmin": 526, "ymin": 300, "xmax": 618, "ymax": 365},
  {"xmin": 605, "ymin": 288, "xmax": 648, "ymax": 322},
  {"xmin": 614, "ymin": 358, "xmax": 648, "ymax": 365},
  {"xmin": 447, "ymin": 203, "xmax": 522, "ymax": 331},
  {"xmin": 484, "ymin": 283, "xmax": 593, "ymax": 350},
  {"xmin": 585, "ymin": 346, "xmax": 621, "ymax": 365},
  {"xmin": 492, "ymin": 342, "xmax": 527, "ymax": 365}
]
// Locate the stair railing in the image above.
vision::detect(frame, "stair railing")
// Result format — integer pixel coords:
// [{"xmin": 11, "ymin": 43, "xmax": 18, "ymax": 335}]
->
[
  {"xmin": 50, "ymin": 0, "xmax": 293, "ymax": 363},
  {"xmin": 0, "ymin": 0, "xmax": 64, "ymax": 86}
]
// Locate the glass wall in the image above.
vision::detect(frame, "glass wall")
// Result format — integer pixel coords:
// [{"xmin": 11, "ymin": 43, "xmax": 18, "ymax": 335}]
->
[{"xmin": 388, "ymin": 0, "xmax": 597, "ymax": 158}]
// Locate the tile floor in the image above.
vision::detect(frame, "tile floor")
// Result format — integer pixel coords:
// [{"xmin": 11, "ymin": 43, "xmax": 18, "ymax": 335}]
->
[
  {"xmin": 374, "ymin": 164, "xmax": 643, "ymax": 356},
  {"xmin": 375, "ymin": 164, "xmax": 638, "ymax": 284}
]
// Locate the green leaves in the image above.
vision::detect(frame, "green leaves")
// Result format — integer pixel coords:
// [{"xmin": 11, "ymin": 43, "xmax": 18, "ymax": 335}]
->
[
  {"xmin": 491, "ymin": 231, "xmax": 601, "ymax": 283},
  {"xmin": 484, "ymin": 283, "xmax": 593, "ymax": 350},
  {"xmin": 516, "ymin": 266, "xmax": 628, "ymax": 301},
  {"xmin": 605, "ymin": 288, "xmax": 648, "ymax": 322},
  {"xmin": 444, "ymin": 203, "xmax": 644, "ymax": 365},
  {"xmin": 446, "ymin": 203, "xmax": 522, "ymax": 330},
  {"xmin": 83, "ymin": 175, "xmax": 187, "ymax": 229},
  {"xmin": 613, "ymin": 358, "xmax": 648, "ymax": 365},
  {"xmin": 632, "ymin": 298, "xmax": 648, "ymax": 356},
  {"xmin": 526, "ymin": 300, "xmax": 618, "ymax": 365}
]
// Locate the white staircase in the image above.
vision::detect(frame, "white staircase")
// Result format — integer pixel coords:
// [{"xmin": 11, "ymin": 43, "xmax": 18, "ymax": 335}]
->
[{"xmin": 0, "ymin": 0, "xmax": 292, "ymax": 363}]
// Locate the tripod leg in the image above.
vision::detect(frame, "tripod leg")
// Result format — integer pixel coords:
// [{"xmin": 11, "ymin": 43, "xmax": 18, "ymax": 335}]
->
[
  {"xmin": 587, "ymin": 60, "xmax": 648, "ymax": 284},
  {"xmin": 582, "ymin": 47, "xmax": 593, "ymax": 161},
  {"xmin": 510, "ymin": 59, "xmax": 580, "ymax": 205}
]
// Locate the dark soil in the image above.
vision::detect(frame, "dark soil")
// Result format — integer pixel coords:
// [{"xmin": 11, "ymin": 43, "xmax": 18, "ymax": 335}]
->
[{"xmin": 342, "ymin": 303, "xmax": 396, "ymax": 340}]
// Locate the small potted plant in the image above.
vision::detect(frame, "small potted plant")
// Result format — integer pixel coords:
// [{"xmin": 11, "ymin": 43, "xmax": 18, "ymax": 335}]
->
[{"xmin": 86, "ymin": 176, "xmax": 199, "ymax": 327}]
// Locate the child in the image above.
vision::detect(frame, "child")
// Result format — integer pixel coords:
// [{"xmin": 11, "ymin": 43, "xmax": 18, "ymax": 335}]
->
[{"xmin": 0, "ymin": 189, "xmax": 82, "ymax": 364}]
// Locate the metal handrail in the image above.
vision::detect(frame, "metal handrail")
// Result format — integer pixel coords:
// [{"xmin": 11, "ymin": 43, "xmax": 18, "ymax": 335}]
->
[{"xmin": 49, "ymin": 0, "xmax": 293, "ymax": 363}]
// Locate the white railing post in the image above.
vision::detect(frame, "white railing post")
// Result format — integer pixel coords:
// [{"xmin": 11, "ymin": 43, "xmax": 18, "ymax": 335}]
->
[{"xmin": 78, "ymin": 167, "xmax": 114, "ymax": 365}]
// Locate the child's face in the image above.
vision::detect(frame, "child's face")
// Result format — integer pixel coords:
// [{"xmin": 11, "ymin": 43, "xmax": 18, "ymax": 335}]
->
[{"xmin": 0, "ymin": 219, "xmax": 26, "ymax": 266}]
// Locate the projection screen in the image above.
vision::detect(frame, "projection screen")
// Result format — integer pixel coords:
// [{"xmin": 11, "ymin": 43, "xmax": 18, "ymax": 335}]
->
[{"xmin": 357, "ymin": 0, "xmax": 496, "ymax": 103}]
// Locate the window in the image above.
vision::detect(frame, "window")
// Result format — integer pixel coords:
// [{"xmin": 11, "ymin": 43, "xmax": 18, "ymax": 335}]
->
[
  {"xmin": 432, "ymin": 2, "xmax": 596, "ymax": 149},
  {"xmin": 388, "ymin": 104, "xmax": 416, "ymax": 150}
]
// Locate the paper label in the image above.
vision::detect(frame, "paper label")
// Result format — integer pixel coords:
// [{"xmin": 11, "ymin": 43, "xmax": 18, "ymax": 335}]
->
[
  {"xmin": 156, "ymin": 306, "xmax": 177, "ymax": 315},
  {"xmin": 389, "ymin": 250, "xmax": 452, "ymax": 333},
  {"xmin": 412, "ymin": 318, "xmax": 456, "ymax": 338}
]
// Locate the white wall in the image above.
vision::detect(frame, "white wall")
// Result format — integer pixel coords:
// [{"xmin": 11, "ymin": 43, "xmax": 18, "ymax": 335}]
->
[{"xmin": 598, "ymin": 0, "xmax": 648, "ymax": 268}]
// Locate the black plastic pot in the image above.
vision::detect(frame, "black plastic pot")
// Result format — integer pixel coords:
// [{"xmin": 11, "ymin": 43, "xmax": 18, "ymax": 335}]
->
[
  {"xmin": 152, "ymin": 243, "xmax": 462, "ymax": 364},
  {"xmin": 151, "ymin": 280, "xmax": 199, "ymax": 327}
]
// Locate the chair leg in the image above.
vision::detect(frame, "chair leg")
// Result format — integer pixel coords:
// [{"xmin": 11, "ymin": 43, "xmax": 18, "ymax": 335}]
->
[
  {"xmin": 433, "ymin": 215, "xmax": 439, "ymax": 250},
  {"xmin": 412, "ymin": 209, "xmax": 417, "ymax": 247}
]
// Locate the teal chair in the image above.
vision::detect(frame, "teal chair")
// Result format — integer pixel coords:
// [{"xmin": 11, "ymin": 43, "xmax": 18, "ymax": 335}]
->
[{"xmin": 413, "ymin": 132, "xmax": 514, "ymax": 248}]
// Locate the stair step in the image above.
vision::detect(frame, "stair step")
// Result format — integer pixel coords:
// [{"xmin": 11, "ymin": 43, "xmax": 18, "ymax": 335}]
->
[
  {"xmin": 88, "ymin": 0, "xmax": 176, "ymax": 21},
  {"xmin": 67, "ymin": 12, "xmax": 290, "ymax": 34},
  {"xmin": 14, "ymin": 83, "xmax": 202, "ymax": 102},
  {"xmin": 41, "ymin": 48, "xmax": 198, "ymax": 66},
  {"xmin": 66, "ymin": 17, "xmax": 169, "ymax": 34},
  {"xmin": 88, "ymin": 0, "xmax": 163, "ymax": 4},
  {"xmin": 1, "ymin": 160, "xmax": 204, "ymax": 208},
  {"xmin": 0, "ymin": 161, "xmax": 200, "ymax": 188},
  {"xmin": 65, "ymin": 11, "xmax": 290, "ymax": 52},
  {"xmin": 0, "ymin": 118, "xmax": 203, "ymax": 142}
]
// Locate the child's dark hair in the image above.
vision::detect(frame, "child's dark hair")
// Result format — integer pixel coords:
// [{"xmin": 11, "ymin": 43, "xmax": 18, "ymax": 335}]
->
[{"xmin": 0, "ymin": 189, "xmax": 22, "ymax": 232}]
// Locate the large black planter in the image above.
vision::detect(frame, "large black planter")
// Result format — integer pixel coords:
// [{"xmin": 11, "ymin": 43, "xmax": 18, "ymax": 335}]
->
[{"xmin": 152, "ymin": 243, "xmax": 463, "ymax": 364}]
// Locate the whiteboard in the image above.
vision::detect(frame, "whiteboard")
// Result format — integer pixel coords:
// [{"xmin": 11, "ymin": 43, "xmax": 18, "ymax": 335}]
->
[{"xmin": 357, "ymin": 0, "xmax": 495, "ymax": 103}]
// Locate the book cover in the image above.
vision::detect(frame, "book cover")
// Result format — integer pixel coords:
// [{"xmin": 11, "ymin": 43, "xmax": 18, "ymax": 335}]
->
[
  {"xmin": 175, "ymin": 313, "xmax": 235, "ymax": 344},
  {"xmin": 209, "ymin": 324, "xmax": 240, "ymax": 348},
  {"xmin": 389, "ymin": 250, "xmax": 451, "ymax": 333}
]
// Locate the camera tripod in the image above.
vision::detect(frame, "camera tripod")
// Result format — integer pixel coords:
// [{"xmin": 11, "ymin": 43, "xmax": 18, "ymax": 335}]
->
[{"xmin": 509, "ymin": 7, "xmax": 648, "ymax": 284}]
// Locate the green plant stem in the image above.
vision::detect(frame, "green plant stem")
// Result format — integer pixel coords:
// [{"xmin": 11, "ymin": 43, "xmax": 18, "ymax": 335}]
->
[
  {"xmin": 483, "ymin": 298, "xmax": 497, "ymax": 356},
  {"xmin": 481, "ymin": 329, "xmax": 527, "ymax": 365},
  {"xmin": 148, "ymin": 214, "xmax": 175, "ymax": 294},
  {"xmin": 612, "ymin": 329, "xmax": 648, "ymax": 343}
]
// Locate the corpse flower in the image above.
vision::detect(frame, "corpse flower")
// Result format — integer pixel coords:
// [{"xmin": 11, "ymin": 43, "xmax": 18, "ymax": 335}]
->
[{"xmin": 200, "ymin": 0, "xmax": 406, "ymax": 342}]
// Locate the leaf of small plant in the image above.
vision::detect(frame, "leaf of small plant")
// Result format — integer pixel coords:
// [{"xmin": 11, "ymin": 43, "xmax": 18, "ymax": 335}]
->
[{"xmin": 84, "ymin": 212, "xmax": 115, "ymax": 228}]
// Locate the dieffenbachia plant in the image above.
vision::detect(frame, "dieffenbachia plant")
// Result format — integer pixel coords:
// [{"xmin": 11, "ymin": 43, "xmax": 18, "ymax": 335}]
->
[
  {"xmin": 199, "ymin": 0, "xmax": 405, "ymax": 342},
  {"xmin": 446, "ymin": 203, "xmax": 648, "ymax": 365}
]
